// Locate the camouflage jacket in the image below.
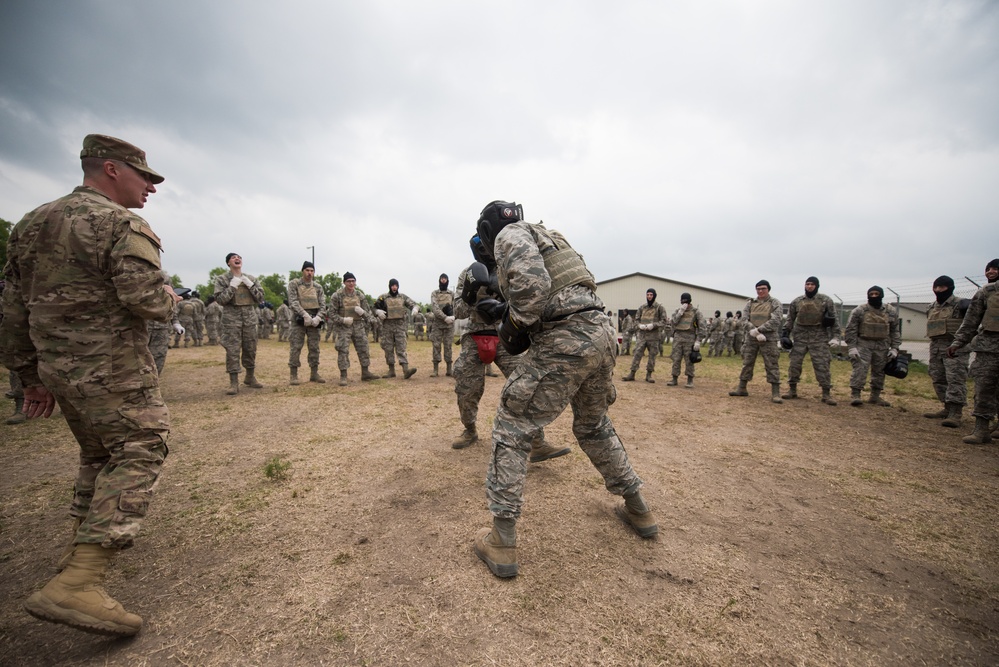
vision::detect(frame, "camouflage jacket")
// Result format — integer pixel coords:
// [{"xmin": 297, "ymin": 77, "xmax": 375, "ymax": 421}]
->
[
  {"xmin": 0, "ymin": 186, "xmax": 173, "ymax": 393},
  {"xmin": 288, "ymin": 278, "xmax": 326, "ymax": 318},
  {"xmin": 214, "ymin": 270, "xmax": 265, "ymax": 325},
  {"xmin": 844, "ymin": 303, "xmax": 901, "ymax": 350},
  {"xmin": 952, "ymin": 283, "xmax": 999, "ymax": 353},
  {"xmin": 787, "ymin": 293, "xmax": 837, "ymax": 338},
  {"xmin": 455, "ymin": 264, "xmax": 499, "ymax": 336},
  {"xmin": 327, "ymin": 287, "xmax": 375, "ymax": 327},
  {"xmin": 741, "ymin": 296, "xmax": 784, "ymax": 341}
]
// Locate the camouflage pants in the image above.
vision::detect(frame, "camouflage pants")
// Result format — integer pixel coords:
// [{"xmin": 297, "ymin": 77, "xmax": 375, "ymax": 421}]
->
[
  {"xmin": 174, "ymin": 315, "xmax": 195, "ymax": 346},
  {"xmin": 8, "ymin": 370, "xmax": 24, "ymax": 398},
  {"xmin": 414, "ymin": 325, "xmax": 425, "ymax": 341},
  {"xmin": 849, "ymin": 339, "xmax": 888, "ymax": 391},
  {"xmin": 487, "ymin": 316, "xmax": 642, "ymax": 519},
  {"xmin": 259, "ymin": 321, "xmax": 272, "ymax": 339},
  {"xmin": 277, "ymin": 322, "xmax": 289, "ymax": 342},
  {"xmin": 380, "ymin": 320, "xmax": 409, "ymax": 366},
  {"xmin": 722, "ymin": 334, "xmax": 735, "ymax": 355},
  {"xmin": 739, "ymin": 337, "xmax": 781, "ymax": 384},
  {"xmin": 206, "ymin": 320, "xmax": 221, "ymax": 345},
  {"xmin": 787, "ymin": 327, "xmax": 833, "ymax": 388},
  {"xmin": 148, "ymin": 323, "xmax": 171, "ymax": 375},
  {"xmin": 621, "ymin": 334, "xmax": 633, "ymax": 355},
  {"xmin": 630, "ymin": 334, "xmax": 659, "ymax": 373},
  {"xmin": 709, "ymin": 333, "xmax": 723, "ymax": 357},
  {"xmin": 671, "ymin": 333, "xmax": 697, "ymax": 378},
  {"xmin": 334, "ymin": 322, "xmax": 371, "ymax": 370},
  {"xmin": 288, "ymin": 323, "xmax": 322, "ymax": 369},
  {"xmin": 57, "ymin": 386, "xmax": 169, "ymax": 550},
  {"xmin": 928, "ymin": 337, "xmax": 969, "ymax": 406},
  {"xmin": 192, "ymin": 319, "xmax": 205, "ymax": 344},
  {"xmin": 733, "ymin": 333, "xmax": 744, "ymax": 355},
  {"xmin": 969, "ymin": 350, "xmax": 999, "ymax": 419},
  {"xmin": 430, "ymin": 323, "xmax": 454, "ymax": 364},
  {"xmin": 221, "ymin": 321, "xmax": 258, "ymax": 374}
]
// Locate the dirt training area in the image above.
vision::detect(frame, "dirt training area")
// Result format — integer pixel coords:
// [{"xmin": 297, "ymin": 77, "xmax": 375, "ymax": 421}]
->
[{"xmin": 1, "ymin": 338, "xmax": 997, "ymax": 666}]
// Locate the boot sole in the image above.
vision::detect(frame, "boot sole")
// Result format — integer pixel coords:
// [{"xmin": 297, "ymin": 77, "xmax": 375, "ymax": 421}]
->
[
  {"xmin": 452, "ymin": 437, "xmax": 478, "ymax": 450},
  {"xmin": 529, "ymin": 447, "xmax": 571, "ymax": 463},
  {"xmin": 614, "ymin": 506, "xmax": 659, "ymax": 539},
  {"xmin": 473, "ymin": 529, "xmax": 518, "ymax": 578},
  {"xmin": 24, "ymin": 593, "xmax": 140, "ymax": 637}
]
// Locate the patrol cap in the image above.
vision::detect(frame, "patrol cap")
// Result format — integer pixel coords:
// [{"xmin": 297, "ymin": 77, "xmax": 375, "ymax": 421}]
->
[{"xmin": 80, "ymin": 134, "xmax": 164, "ymax": 184}]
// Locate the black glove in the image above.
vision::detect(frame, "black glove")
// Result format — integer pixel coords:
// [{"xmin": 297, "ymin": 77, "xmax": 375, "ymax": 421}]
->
[
  {"xmin": 822, "ymin": 312, "xmax": 838, "ymax": 328},
  {"xmin": 374, "ymin": 298, "xmax": 386, "ymax": 312},
  {"xmin": 442, "ymin": 304, "xmax": 453, "ymax": 317},
  {"xmin": 460, "ymin": 262, "xmax": 492, "ymax": 305},
  {"xmin": 498, "ymin": 309, "xmax": 533, "ymax": 356},
  {"xmin": 475, "ymin": 298, "xmax": 507, "ymax": 324}
]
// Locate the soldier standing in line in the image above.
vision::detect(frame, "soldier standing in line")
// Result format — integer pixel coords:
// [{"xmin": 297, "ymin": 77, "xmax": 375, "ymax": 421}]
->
[
  {"xmin": 148, "ymin": 270, "xmax": 184, "ymax": 375},
  {"xmin": 374, "ymin": 279, "xmax": 419, "ymax": 379},
  {"xmin": 214, "ymin": 252, "xmax": 265, "ymax": 395},
  {"xmin": 413, "ymin": 309, "xmax": 427, "ymax": 341},
  {"xmin": 429, "ymin": 273, "xmax": 456, "ymax": 377},
  {"xmin": 1, "ymin": 278, "xmax": 28, "ymax": 425},
  {"xmin": 276, "ymin": 299, "xmax": 291, "ymax": 342},
  {"xmin": 622, "ymin": 288, "xmax": 668, "ymax": 383},
  {"xmin": 729, "ymin": 280, "xmax": 784, "ymax": 403},
  {"xmin": 204, "ymin": 295, "xmax": 223, "ymax": 345},
  {"xmin": 620, "ymin": 311, "xmax": 635, "ymax": 355},
  {"xmin": 667, "ymin": 292, "xmax": 705, "ymax": 388},
  {"xmin": 923, "ymin": 276, "xmax": 971, "ymax": 428},
  {"xmin": 947, "ymin": 259, "xmax": 999, "ymax": 444},
  {"xmin": 287, "ymin": 261, "xmax": 326, "ymax": 385},
  {"xmin": 721, "ymin": 311, "xmax": 735, "ymax": 356},
  {"xmin": 732, "ymin": 310, "xmax": 745, "ymax": 355},
  {"xmin": 173, "ymin": 292, "xmax": 196, "ymax": 348},
  {"xmin": 190, "ymin": 291, "xmax": 206, "ymax": 346},
  {"xmin": 469, "ymin": 201, "xmax": 657, "ymax": 579},
  {"xmin": 257, "ymin": 303, "xmax": 275, "ymax": 340},
  {"xmin": 781, "ymin": 277, "xmax": 840, "ymax": 405},
  {"xmin": 707, "ymin": 311, "xmax": 724, "ymax": 357},
  {"xmin": 844, "ymin": 286, "xmax": 901, "ymax": 407},
  {"xmin": 0, "ymin": 134, "xmax": 179, "ymax": 636},
  {"xmin": 327, "ymin": 272, "xmax": 379, "ymax": 386}
]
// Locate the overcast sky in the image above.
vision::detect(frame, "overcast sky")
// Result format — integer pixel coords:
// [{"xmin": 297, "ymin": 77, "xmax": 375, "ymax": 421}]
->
[{"xmin": 1, "ymin": 0, "xmax": 996, "ymax": 305}]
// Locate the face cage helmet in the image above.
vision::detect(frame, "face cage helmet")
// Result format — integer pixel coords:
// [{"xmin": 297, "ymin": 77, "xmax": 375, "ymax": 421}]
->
[{"xmin": 475, "ymin": 201, "xmax": 524, "ymax": 257}]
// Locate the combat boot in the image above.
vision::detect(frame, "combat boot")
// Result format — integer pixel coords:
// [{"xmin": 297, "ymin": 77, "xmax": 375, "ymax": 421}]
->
[
  {"xmin": 382, "ymin": 364, "xmax": 396, "ymax": 379},
  {"xmin": 243, "ymin": 369, "xmax": 263, "ymax": 389},
  {"xmin": 473, "ymin": 517, "xmax": 518, "ymax": 578},
  {"xmin": 452, "ymin": 425, "xmax": 478, "ymax": 450},
  {"xmin": 666, "ymin": 376, "xmax": 679, "ymax": 386},
  {"xmin": 361, "ymin": 366, "xmax": 378, "ymax": 381},
  {"xmin": 529, "ymin": 441, "xmax": 571, "ymax": 463},
  {"xmin": 924, "ymin": 404, "xmax": 949, "ymax": 419},
  {"xmin": 432, "ymin": 362, "xmax": 439, "ymax": 378},
  {"xmin": 289, "ymin": 367, "xmax": 300, "ymax": 386},
  {"xmin": 183, "ymin": 340, "xmax": 189, "ymax": 348},
  {"xmin": 645, "ymin": 371, "xmax": 655, "ymax": 383},
  {"xmin": 55, "ymin": 517, "xmax": 84, "ymax": 572},
  {"xmin": 771, "ymin": 383, "xmax": 783, "ymax": 404},
  {"xmin": 781, "ymin": 383, "xmax": 798, "ymax": 400},
  {"xmin": 821, "ymin": 387, "xmax": 837, "ymax": 406},
  {"xmin": 685, "ymin": 377, "xmax": 694, "ymax": 389},
  {"xmin": 226, "ymin": 372, "xmax": 239, "ymax": 395},
  {"xmin": 962, "ymin": 417, "xmax": 993, "ymax": 445},
  {"xmin": 622, "ymin": 370, "xmax": 636, "ymax": 382},
  {"xmin": 309, "ymin": 366, "xmax": 326, "ymax": 383},
  {"xmin": 401, "ymin": 364, "xmax": 417, "ymax": 379},
  {"xmin": 729, "ymin": 381, "xmax": 748, "ymax": 397},
  {"xmin": 941, "ymin": 403, "xmax": 963, "ymax": 428},
  {"xmin": 24, "ymin": 544, "xmax": 142, "ymax": 637},
  {"xmin": 6, "ymin": 397, "xmax": 26, "ymax": 425},
  {"xmin": 867, "ymin": 390, "xmax": 891, "ymax": 407},
  {"xmin": 446, "ymin": 362, "xmax": 453, "ymax": 377},
  {"xmin": 339, "ymin": 370, "xmax": 348, "ymax": 387},
  {"xmin": 616, "ymin": 490, "xmax": 659, "ymax": 538},
  {"xmin": 485, "ymin": 365, "xmax": 499, "ymax": 377},
  {"xmin": 850, "ymin": 388, "xmax": 863, "ymax": 406}
]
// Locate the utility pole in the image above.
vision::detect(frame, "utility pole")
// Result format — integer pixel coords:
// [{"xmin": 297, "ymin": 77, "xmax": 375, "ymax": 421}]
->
[{"xmin": 306, "ymin": 246, "xmax": 314, "ymax": 266}]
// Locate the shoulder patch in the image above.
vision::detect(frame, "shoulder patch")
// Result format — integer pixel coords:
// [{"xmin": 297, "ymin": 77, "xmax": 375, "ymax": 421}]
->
[{"xmin": 122, "ymin": 219, "xmax": 163, "ymax": 268}]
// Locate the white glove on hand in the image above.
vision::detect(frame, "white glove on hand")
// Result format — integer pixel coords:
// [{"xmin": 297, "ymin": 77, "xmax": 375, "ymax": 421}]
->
[
  {"xmin": 445, "ymin": 316, "xmax": 455, "ymax": 325},
  {"xmin": 412, "ymin": 306, "xmax": 419, "ymax": 316},
  {"xmin": 173, "ymin": 323, "xmax": 185, "ymax": 335},
  {"xmin": 353, "ymin": 306, "xmax": 366, "ymax": 316},
  {"xmin": 312, "ymin": 315, "xmax": 322, "ymax": 327},
  {"xmin": 342, "ymin": 316, "xmax": 353, "ymax": 326},
  {"xmin": 828, "ymin": 338, "xmax": 840, "ymax": 348},
  {"xmin": 301, "ymin": 314, "xmax": 314, "ymax": 327},
  {"xmin": 756, "ymin": 333, "xmax": 767, "ymax": 342},
  {"xmin": 848, "ymin": 347, "xmax": 860, "ymax": 360},
  {"xmin": 229, "ymin": 277, "xmax": 241, "ymax": 288},
  {"xmin": 241, "ymin": 275, "xmax": 253, "ymax": 287},
  {"xmin": 887, "ymin": 349, "xmax": 898, "ymax": 360},
  {"xmin": 693, "ymin": 342, "xmax": 700, "ymax": 351},
  {"xmin": 375, "ymin": 309, "xmax": 387, "ymax": 320},
  {"xmin": 748, "ymin": 327, "xmax": 760, "ymax": 338}
]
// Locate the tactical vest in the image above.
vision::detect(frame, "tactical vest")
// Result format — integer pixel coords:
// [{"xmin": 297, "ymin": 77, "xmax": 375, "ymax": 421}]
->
[
  {"xmin": 233, "ymin": 283, "xmax": 256, "ymax": 306},
  {"xmin": 340, "ymin": 293, "xmax": 362, "ymax": 320},
  {"xmin": 674, "ymin": 309, "xmax": 695, "ymax": 331},
  {"xmin": 432, "ymin": 290, "xmax": 453, "ymax": 308},
  {"xmin": 984, "ymin": 287, "xmax": 999, "ymax": 333},
  {"xmin": 749, "ymin": 300, "xmax": 774, "ymax": 327},
  {"xmin": 795, "ymin": 297, "xmax": 823, "ymax": 327},
  {"xmin": 297, "ymin": 283, "xmax": 320, "ymax": 310},
  {"xmin": 384, "ymin": 295, "xmax": 406, "ymax": 319},
  {"xmin": 525, "ymin": 224, "xmax": 597, "ymax": 296},
  {"xmin": 859, "ymin": 307, "xmax": 889, "ymax": 340},
  {"xmin": 639, "ymin": 306, "xmax": 658, "ymax": 325},
  {"xmin": 926, "ymin": 301, "xmax": 963, "ymax": 338},
  {"xmin": 179, "ymin": 301, "xmax": 195, "ymax": 318}
]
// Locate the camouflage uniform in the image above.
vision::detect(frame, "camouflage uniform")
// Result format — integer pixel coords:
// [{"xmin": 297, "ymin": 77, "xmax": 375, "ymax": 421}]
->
[
  {"xmin": 484, "ymin": 222, "xmax": 644, "ymax": 520},
  {"xmin": 785, "ymin": 292, "xmax": 838, "ymax": 392},
  {"xmin": 275, "ymin": 303, "xmax": 291, "ymax": 342},
  {"xmin": 148, "ymin": 299, "xmax": 181, "ymax": 375},
  {"xmin": 721, "ymin": 315, "xmax": 735, "ymax": 356},
  {"xmin": 413, "ymin": 312, "xmax": 427, "ymax": 341},
  {"xmin": 844, "ymin": 302, "xmax": 901, "ymax": 396},
  {"xmin": 214, "ymin": 271, "xmax": 265, "ymax": 374},
  {"xmin": 287, "ymin": 277, "xmax": 325, "ymax": 374},
  {"xmin": 732, "ymin": 314, "xmax": 745, "ymax": 355},
  {"xmin": 738, "ymin": 295, "xmax": 783, "ymax": 385},
  {"xmin": 926, "ymin": 295, "xmax": 971, "ymax": 408},
  {"xmin": 173, "ymin": 297, "xmax": 196, "ymax": 347},
  {"xmin": 707, "ymin": 316, "xmax": 723, "ymax": 357},
  {"xmin": 257, "ymin": 305, "xmax": 274, "ymax": 339},
  {"xmin": 429, "ymin": 285, "xmax": 456, "ymax": 371},
  {"xmin": 375, "ymin": 288, "xmax": 418, "ymax": 369},
  {"xmin": 191, "ymin": 296, "xmax": 205, "ymax": 346},
  {"xmin": 669, "ymin": 303, "xmax": 706, "ymax": 381},
  {"xmin": 0, "ymin": 184, "xmax": 173, "ymax": 549},
  {"xmin": 628, "ymin": 298, "xmax": 668, "ymax": 377},
  {"xmin": 951, "ymin": 282, "xmax": 999, "ymax": 422},
  {"xmin": 328, "ymin": 286, "xmax": 376, "ymax": 372},
  {"xmin": 205, "ymin": 300, "xmax": 223, "ymax": 345},
  {"xmin": 620, "ymin": 314, "xmax": 635, "ymax": 355}
]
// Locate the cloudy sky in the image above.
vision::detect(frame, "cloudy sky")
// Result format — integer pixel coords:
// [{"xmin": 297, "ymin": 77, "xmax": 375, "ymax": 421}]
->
[{"xmin": 1, "ymin": 0, "xmax": 996, "ymax": 305}]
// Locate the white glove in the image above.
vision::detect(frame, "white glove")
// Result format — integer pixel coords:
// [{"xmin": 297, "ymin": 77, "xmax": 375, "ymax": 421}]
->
[
  {"xmin": 241, "ymin": 275, "xmax": 253, "ymax": 287},
  {"xmin": 693, "ymin": 342, "xmax": 700, "ymax": 351},
  {"xmin": 342, "ymin": 316, "xmax": 353, "ymax": 326},
  {"xmin": 848, "ymin": 347, "xmax": 860, "ymax": 360},
  {"xmin": 748, "ymin": 327, "xmax": 760, "ymax": 338},
  {"xmin": 312, "ymin": 315, "xmax": 322, "ymax": 327},
  {"xmin": 375, "ymin": 309, "xmax": 386, "ymax": 320},
  {"xmin": 445, "ymin": 316, "xmax": 455, "ymax": 325},
  {"xmin": 756, "ymin": 333, "xmax": 767, "ymax": 342},
  {"xmin": 301, "ymin": 314, "xmax": 314, "ymax": 327},
  {"xmin": 229, "ymin": 277, "xmax": 241, "ymax": 288},
  {"xmin": 173, "ymin": 323, "xmax": 185, "ymax": 335},
  {"xmin": 828, "ymin": 338, "xmax": 840, "ymax": 348},
  {"xmin": 353, "ymin": 306, "xmax": 366, "ymax": 316},
  {"xmin": 412, "ymin": 306, "xmax": 419, "ymax": 316},
  {"xmin": 887, "ymin": 349, "xmax": 898, "ymax": 360}
]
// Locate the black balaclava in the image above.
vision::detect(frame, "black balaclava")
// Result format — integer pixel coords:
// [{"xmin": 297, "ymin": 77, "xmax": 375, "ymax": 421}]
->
[
  {"xmin": 933, "ymin": 275, "xmax": 955, "ymax": 304},
  {"xmin": 868, "ymin": 286, "xmax": 884, "ymax": 309},
  {"xmin": 714, "ymin": 310, "xmax": 721, "ymax": 318},
  {"xmin": 439, "ymin": 273, "xmax": 449, "ymax": 291},
  {"xmin": 647, "ymin": 288, "xmax": 657, "ymax": 306},
  {"xmin": 805, "ymin": 276, "xmax": 819, "ymax": 298},
  {"xmin": 680, "ymin": 292, "xmax": 691, "ymax": 304},
  {"xmin": 726, "ymin": 311, "xmax": 733, "ymax": 318},
  {"xmin": 389, "ymin": 278, "xmax": 399, "ymax": 295},
  {"xmin": 987, "ymin": 259, "xmax": 999, "ymax": 283}
]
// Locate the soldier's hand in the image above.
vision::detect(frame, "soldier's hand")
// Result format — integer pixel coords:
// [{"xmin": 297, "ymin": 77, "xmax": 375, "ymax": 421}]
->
[
  {"xmin": 241, "ymin": 275, "xmax": 253, "ymax": 287},
  {"xmin": 375, "ymin": 309, "xmax": 387, "ymax": 320},
  {"xmin": 163, "ymin": 284, "xmax": 182, "ymax": 304},
  {"xmin": 23, "ymin": 385, "xmax": 56, "ymax": 419},
  {"xmin": 848, "ymin": 347, "xmax": 860, "ymax": 360},
  {"xmin": 475, "ymin": 298, "xmax": 507, "ymax": 324},
  {"xmin": 946, "ymin": 345, "xmax": 958, "ymax": 358},
  {"xmin": 173, "ymin": 322, "xmax": 185, "ymax": 335},
  {"xmin": 748, "ymin": 327, "xmax": 760, "ymax": 338},
  {"xmin": 353, "ymin": 306, "xmax": 366, "ymax": 316},
  {"xmin": 445, "ymin": 316, "xmax": 455, "ymax": 325},
  {"xmin": 342, "ymin": 316, "xmax": 353, "ymax": 326},
  {"xmin": 887, "ymin": 348, "xmax": 898, "ymax": 360},
  {"xmin": 828, "ymin": 338, "xmax": 840, "ymax": 348},
  {"xmin": 693, "ymin": 341, "xmax": 700, "ymax": 351},
  {"xmin": 229, "ymin": 277, "xmax": 241, "ymax": 288},
  {"xmin": 756, "ymin": 333, "xmax": 767, "ymax": 342},
  {"xmin": 412, "ymin": 306, "xmax": 419, "ymax": 316}
]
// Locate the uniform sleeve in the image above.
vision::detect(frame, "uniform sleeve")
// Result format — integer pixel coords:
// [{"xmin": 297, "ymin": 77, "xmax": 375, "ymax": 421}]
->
[
  {"xmin": 404, "ymin": 294, "xmax": 418, "ymax": 310},
  {"xmin": 454, "ymin": 271, "xmax": 472, "ymax": 320},
  {"xmin": 844, "ymin": 307, "xmax": 862, "ymax": 347},
  {"xmin": 110, "ymin": 218, "xmax": 173, "ymax": 322},
  {"xmin": 496, "ymin": 225, "xmax": 549, "ymax": 328},
  {"xmin": 951, "ymin": 289, "xmax": 986, "ymax": 349},
  {"xmin": 0, "ymin": 228, "xmax": 42, "ymax": 387},
  {"xmin": 250, "ymin": 278, "xmax": 265, "ymax": 303},
  {"xmin": 890, "ymin": 308, "xmax": 902, "ymax": 350},
  {"xmin": 786, "ymin": 299, "xmax": 798, "ymax": 331},
  {"xmin": 760, "ymin": 299, "xmax": 782, "ymax": 335},
  {"xmin": 215, "ymin": 273, "xmax": 235, "ymax": 305},
  {"xmin": 288, "ymin": 281, "xmax": 305, "ymax": 317}
]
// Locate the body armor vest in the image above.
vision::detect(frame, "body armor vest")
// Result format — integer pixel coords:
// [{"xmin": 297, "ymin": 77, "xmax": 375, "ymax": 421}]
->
[
  {"xmin": 926, "ymin": 301, "xmax": 963, "ymax": 338},
  {"xmin": 384, "ymin": 295, "xmax": 406, "ymax": 319},
  {"xmin": 297, "ymin": 283, "xmax": 320, "ymax": 311},
  {"xmin": 233, "ymin": 283, "xmax": 256, "ymax": 306},
  {"xmin": 674, "ymin": 309, "xmax": 695, "ymax": 331},
  {"xmin": 179, "ymin": 301, "xmax": 195, "ymax": 318},
  {"xmin": 859, "ymin": 308, "xmax": 889, "ymax": 340},
  {"xmin": 983, "ymin": 287, "xmax": 999, "ymax": 333},
  {"xmin": 526, "ymin": 224, "xmax": 596, "ymax": 296},
  {"xmin": 639, "ymin": 307, "xmax": 657, "ymax": 325},
  {"xmin": 749, "ymin": 300, "xmax": 773, "ymax": 327},
  {"xmin": 432, "ymin": 290, "xmax": 453, "ymax": 308},
  {"xmin": 340, "ymin": 293, "xmax": 362, "ymax": 319},
  {"xmin": 795, "ymin": 298, "xmax": 823, "ymax": 327}
]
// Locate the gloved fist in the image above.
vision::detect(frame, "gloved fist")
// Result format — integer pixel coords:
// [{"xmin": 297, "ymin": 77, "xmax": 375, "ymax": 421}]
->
[
  {"xmin": 375, "ymin": 309, "xmax": 387, "ymax": 320},
  {"xmin": 887, "ymin": 349, "xmax": 898, "ymax": 360},
  {"xmin": 352, "ymin": 306, "xmax": 365, "ymax": 316},
  {"xmin": 342, "ymin": 316, "xmax": 353, "ymax": 326},
  {"xmin": 412, "ymin": 306, "xmax": 419, "ymax": 316},
  {"xmin": 756, "ymin": 333, "xmax": 767, "ymax": 342},
  {"xmin": 693, "ymin": 342, "xmax": 700, "ymax": 351},
  {"xmin": 229, "ymin": 277, "xmax": 241, "ymax": 288},
  {"xmin": 475, "ymin": 298, "xmax": 507, "ymax": 324},
  {"xmin": 748, "ymin": 327, "xmax": 760, "ymax": 338},
  {"xmin": 828, "ymin": 338, "xmax": 840, "ymax": 348},
  {"xmin": 312, "ymin": 316, "xmax": 323, "ymax": 327},
  {"xmin": 445, "ymin": 316, "xmax": 455, "ymax": 325},
  {"xmin": 848, "ymin": 347, "xmax": 860, "ymax": 360},
  {"xmin": 301, "ymin": 315, "xmax": 314, "ymax": 327},
  {"xmin": 241, "ymin": 275, "xmax": 253, "ymax": 287},
  {"xmin": 173, "ymin": 323, "xmax": 185, "ymax": 335}
]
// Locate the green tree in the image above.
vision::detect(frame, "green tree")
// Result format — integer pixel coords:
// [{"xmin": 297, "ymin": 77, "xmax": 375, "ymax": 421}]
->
[
  {"xmin": 196, "ymin": 267, "xmax": 228, "ymax": 299},
  {"xmin": 258, "ymin": 273, "xmax": 287, "ymax": 307},
  {"xmin": 0, "ymin": 217, "xmax": 12, "ymax": 269}
]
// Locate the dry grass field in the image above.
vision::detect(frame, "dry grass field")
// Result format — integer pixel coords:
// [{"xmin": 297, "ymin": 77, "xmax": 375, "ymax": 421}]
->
[{"xmin": 1, "ymin": 337, "xmax": 997, "ymax": 666}]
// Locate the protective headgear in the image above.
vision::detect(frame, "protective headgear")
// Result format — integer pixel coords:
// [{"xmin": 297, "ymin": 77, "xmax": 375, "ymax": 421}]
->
[
  {"xmin": 343, "ymin": 272, "xmax": 356, "ymax": 282},
  {"xmin": 302, "ymin": 260, "xmax": 315, "ymax": 271},
  {"xmin": 933, "ymin": 275, "xmax": 955, "ymax": 304},
  {"xmin": 192, "ymin": 291, "xmax": 199, "ymax": 298},
  {"xmin": 805, "ymin": 277, "xmax": 819, "ymax": 297},
  {"xmin": 884, "ymin": 351, "xmax": 910, "ymax": 379},
  {"xmin": 389, "ymin": 278, "xmax": 399, "ymax": 292},
  {"xmin": 780, "ymin": 335, "xmax": 794, "ymax": 350},
  {"xmin": 680, "ymin": 292, "xmax": 691, "ymax": 304},
  {"xmin": 225, "ymin": 252, "xmax": 239, "ymax": 265},
  {"xmin": 987, "ymin": 259, "xmax": 999, "ymax": 282},
  {"xmin": 756, "ymin": 280, "xmax": 771, "ymax": 290},
  {"xmin": 439, "ymin": 273, "xmax": 449, "ymax": 290},
  {"xmin": 726, "ymin": 311, "xmax": 733, "ymax": 318},
  {"xmin": 868, "ymin": 286, "xmax": 883, "ymax": 309},
  {"xmin": 469, "ymin": 234, "xmax": 495, "ymax": 269},
  {"xmin": 647, "ymin": 288, "xmax": 657, "ymax": 305},
  {"xmin": 714, "ymin": 310, "xmax": 721, "ymax": 317},
  {"xmin": 689, "ymin": 349, "xmax": 702, "ymax": 364},
  {"xmin": 475, "ymin": 200, "xmax": 523, "ymax": 256}
]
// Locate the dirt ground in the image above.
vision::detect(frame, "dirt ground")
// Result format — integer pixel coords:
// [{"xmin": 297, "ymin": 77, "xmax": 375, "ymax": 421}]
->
[{"xmin": 1, "ymin": 337, "xmax": 997, "ymax": 666}]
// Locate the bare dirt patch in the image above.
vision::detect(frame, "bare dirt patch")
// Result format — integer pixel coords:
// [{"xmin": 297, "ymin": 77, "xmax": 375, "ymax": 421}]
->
[{"xmin": 1, "ymin": 340, "xmax": 997, "ymax": 666}]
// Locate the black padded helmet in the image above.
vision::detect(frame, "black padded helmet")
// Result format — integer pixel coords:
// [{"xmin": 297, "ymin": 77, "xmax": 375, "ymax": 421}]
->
[{"xmin": 476, "ymin": 201, "xmax": 523, "ymax": 257}]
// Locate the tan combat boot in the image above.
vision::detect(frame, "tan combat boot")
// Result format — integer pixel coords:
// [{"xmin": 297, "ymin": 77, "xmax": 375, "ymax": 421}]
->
[
  {"xmin": 616, "ymin": 490, "xmax": 659, "ymax": 538},
  {"xmin": 485, "ymin": 365, "xmax": 499, "ymax": 377},
  {"xmin": 432, "ymin": 362, "xmax": 439, "ymax": 378},
  {"xmin": 382, "ymin": 364, "xmax": 396, "ymax": 379},
  {"xmin": 771, "ymin": 383, "xmax": 783, "ymax": 404},
  {"xmin": 867, "ymin": 390, "xmax": 890, "ymax": 407},
  {"xmin": 445, "ymin": 362, "xmax": 453, "ymax": 377},
  {"xmin": 226, "ymin": 372, "xmax": 240, "ymax": 395},
  {"xmin": 401, "ymin": 364, "xmax": 417, "ymax": 379},
  {"xmin": 622, "ymin": 369, "xmax": 636, "ymax": 382},
  {"xmin": 962, "ymin": 417, "xmax": 993, "ymax": 445},
  {"xmin": 451, "ymin": 425, "xmax": 478, "ymax": 449},
  {"xmin": 685, "ymin": 376, "xmax": 694, "ymax": 389},
  {"xmin": 781, "ymin": 383, "xmax": 798, "ymax": 400},
  {"xmin": 243, "ymin": 369, "xmax": 263, "ymax": 389},
  {"xmin": 474, "ymin": 518, "xmax": 518, "ymax": 578},
  {"xmin": 821, "ymin": 387, "xmax": 837, "ymax": 406},
  {"xmin": 339, "ymin": 370, "xmax": 348, "ymax": 387},
  {"xmin": 850, "ymin": 388, "xmax": 863, "ymax": 406},
  {"xmin": 6, "ymin": 397, "xmax": 26, "ymax": 424},
  {"xmin": 529, "ymin": 441, "xmax": 571, "ymax": 463},
  {"xmin": 645, "ymin": 371, "xmax": 655, "ymax": 384},
  {"xmin": 666, "ymin": 376, "xmax": 679, "ymax": 386},
  {"xmin": 361, "ymin": 366, "xmax": 378, "ymax": 381},
  {"xmin": 924, "ymin": 403, "xmax": 949, "ymax": 419},
  {"xmin": 729, "ymin": 380, "xmax": 748, "ymax": 397},
  {"xmin": 309, "ymin": 366, "xmax": 326, "ymax": 383},
  {"xmin": 55, "ymin": 517, "xmax": 84, "ymax": 572},
  {"xmin": 289, "ymin": 367, "xmax": 300, "ymax": 386},
  {"xmin": 941, "ymin": 403, "xmax": 963, "ymax": 428},
  {"xmin": 24, "ymin": 544, "xmax": 142, "ymax": 637}
]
